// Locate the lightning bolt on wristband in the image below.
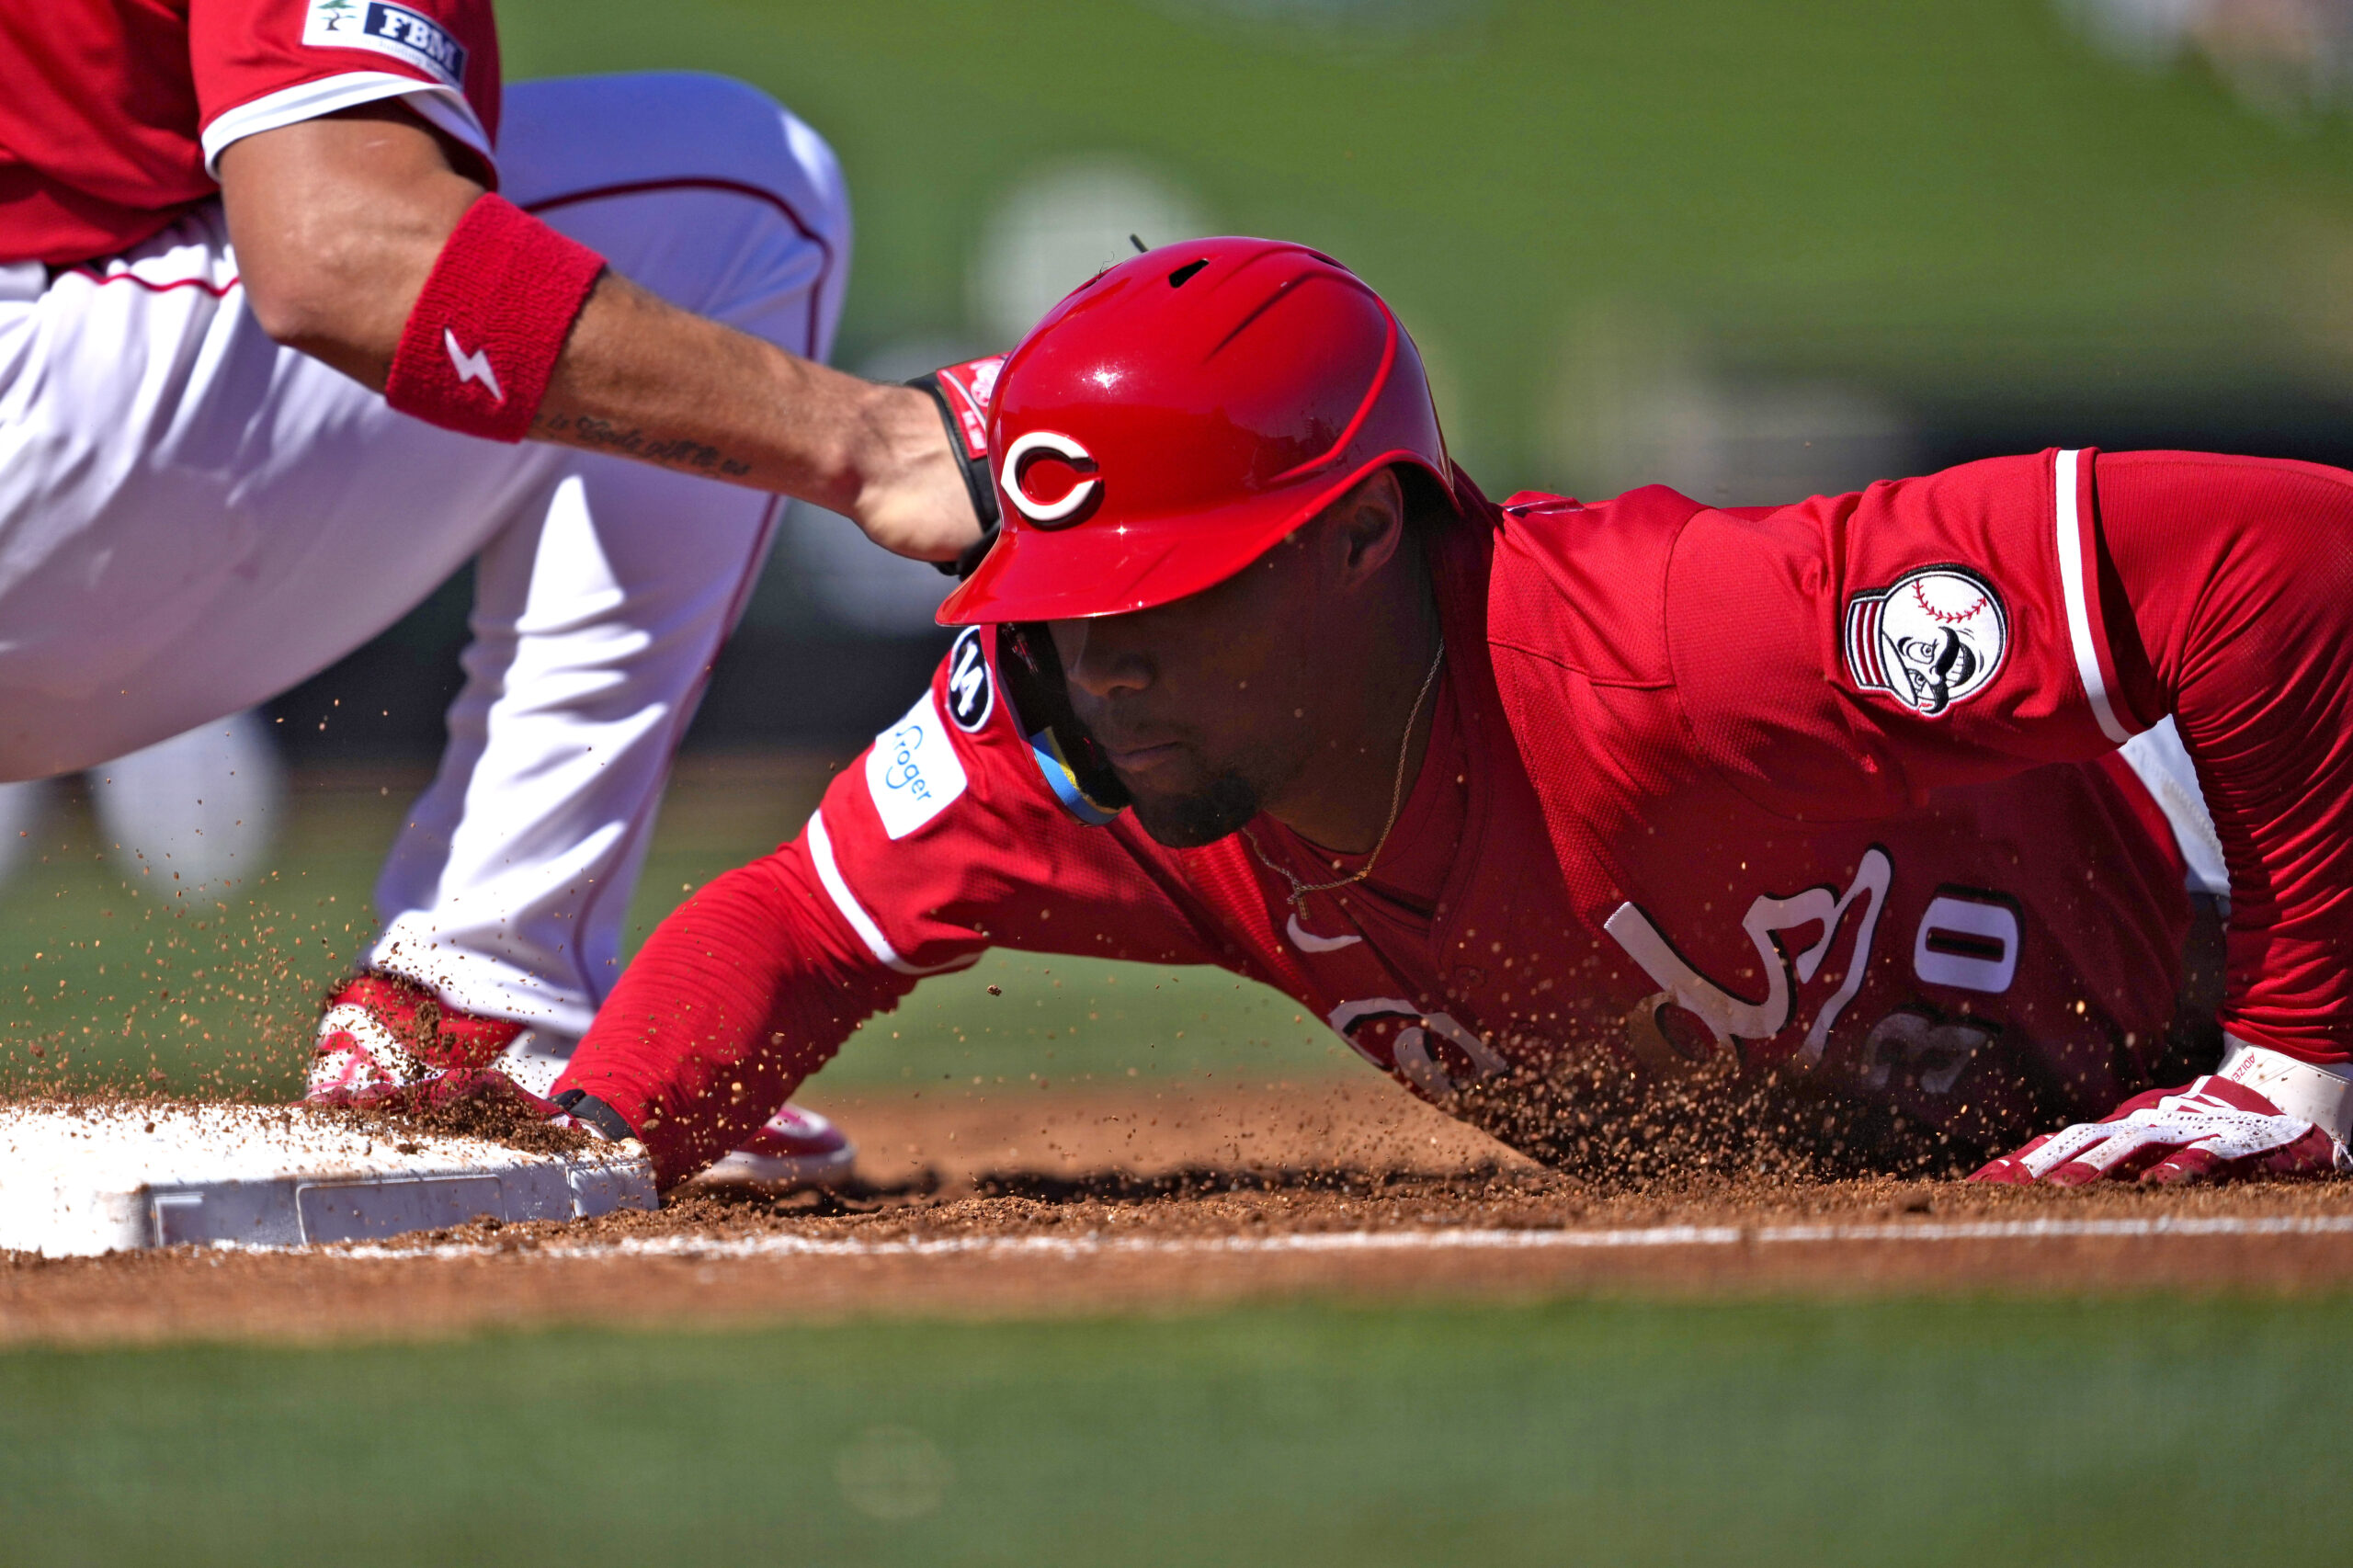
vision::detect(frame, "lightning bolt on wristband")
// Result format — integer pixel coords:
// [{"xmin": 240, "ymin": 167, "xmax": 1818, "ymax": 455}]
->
[{"xmin": 385, "ymin": 194, "xmax": 608, "ymax": 442}]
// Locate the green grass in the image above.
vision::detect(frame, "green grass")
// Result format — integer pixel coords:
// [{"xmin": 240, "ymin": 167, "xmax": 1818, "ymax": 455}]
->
[
  {"xmin": 1, "ymin": 1296, "xmax": 2347, "ymax": 1565},
  {"xmin": 0, "ymin": 763, "xmax": 1338, "ymax": 1098}
]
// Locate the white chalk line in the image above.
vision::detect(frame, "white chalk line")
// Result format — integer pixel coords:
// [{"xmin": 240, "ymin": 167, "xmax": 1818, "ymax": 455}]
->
[{"xmin": 307, "ymin": 1211, "xmax": 2353, "ymax": 1264}]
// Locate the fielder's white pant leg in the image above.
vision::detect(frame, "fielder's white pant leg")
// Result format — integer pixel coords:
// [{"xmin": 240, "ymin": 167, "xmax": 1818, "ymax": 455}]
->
[{"xmin": 367, "ymin": 74, "xmax": 851, "ymax": 1041}]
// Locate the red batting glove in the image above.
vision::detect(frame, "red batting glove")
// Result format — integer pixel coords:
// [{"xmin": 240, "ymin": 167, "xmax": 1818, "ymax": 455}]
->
[{"xmin": 1970, "ymin": 1074, "xmax": 2347, "ymax": 1187}]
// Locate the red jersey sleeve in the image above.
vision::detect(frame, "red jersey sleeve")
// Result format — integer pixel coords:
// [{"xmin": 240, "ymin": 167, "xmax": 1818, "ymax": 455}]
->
[
  {"xmin": 189, "ymin": 0, "xmax": 500, "ymax": 178},
  {"xmin": 1666, "ymin": 452, "xmax": 2120, "ymax": 815},
  {"xmin": 1666, "ymin": 448, "xmax": 2353, "ymax": 1062},
  {"xmin": 557, "ymin": 630, "xmax": 1222, "ymax": 1183}
]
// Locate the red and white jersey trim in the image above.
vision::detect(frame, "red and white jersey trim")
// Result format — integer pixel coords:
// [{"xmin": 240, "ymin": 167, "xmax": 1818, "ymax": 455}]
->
[
  {"xmin": 2053, "ymin": 448, "xmax": 2138, "ymax": 746},
  {"xmin": 803, "ymin": 810, "xmax": 974, "ymax": 978},
  {"xmin": 1843, "ymin": 592, "xmax": 1891, "ymax": 692},
  {"xmin": 199, "ymin": 72, "xmax": 492, "ymax": 176}
]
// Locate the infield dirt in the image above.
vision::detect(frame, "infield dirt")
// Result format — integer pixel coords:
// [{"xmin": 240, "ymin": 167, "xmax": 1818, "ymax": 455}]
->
[{"xmin": 6, "ymin": 1075, "xmax": 2353, "ymax": 1346}]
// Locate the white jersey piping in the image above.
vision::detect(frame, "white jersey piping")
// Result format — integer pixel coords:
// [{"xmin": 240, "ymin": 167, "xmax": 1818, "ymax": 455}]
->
[
  {"xmin": 803, "ymin": 810, "xmax": 972, "ymax": 978},
  {"xmin": 2053, "ymin": 448, "xmax": 2135, "ymax": 745}
]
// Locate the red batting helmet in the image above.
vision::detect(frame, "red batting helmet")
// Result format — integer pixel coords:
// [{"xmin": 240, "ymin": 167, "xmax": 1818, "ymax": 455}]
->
[{"xmin": 937, "ymin": 236, "xmax": 1457, "ymax": 626}]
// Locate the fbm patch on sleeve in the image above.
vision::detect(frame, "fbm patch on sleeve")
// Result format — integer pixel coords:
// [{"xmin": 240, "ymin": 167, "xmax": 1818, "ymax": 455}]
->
[
  {"xmin": 865, "ymin": 688, "xmax": 970, "ymax": 839},
  {"xmin": 302, "ymin": 1, "xmax": 469, "ymax": 88}
]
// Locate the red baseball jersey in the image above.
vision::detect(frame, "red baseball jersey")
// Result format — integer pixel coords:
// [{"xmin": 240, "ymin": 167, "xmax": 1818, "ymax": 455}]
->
[
  {"xmin": 1, "ymin": 0, "xmax": 500, "ymax": 266},
  {"xmin": 562, "ymin": 448, "xmax": 2353, "ymax": 1185}
]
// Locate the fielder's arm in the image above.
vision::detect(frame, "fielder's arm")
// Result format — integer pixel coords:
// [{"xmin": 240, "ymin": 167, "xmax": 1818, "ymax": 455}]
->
[{"xmin": 217, "ymin": 100, "xmax": 974, "ymax": 562}]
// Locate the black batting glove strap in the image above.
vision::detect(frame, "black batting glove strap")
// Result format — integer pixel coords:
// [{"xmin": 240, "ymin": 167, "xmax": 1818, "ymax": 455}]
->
[
  {"xmin": 944, "ymin": 519, "xmax": 1002, "ymax": 580},
  {"xmin": 909, "ymin": 369, "xmax": 1002, "ymax": 578},
  {"xmin": 552, "ymin": 1088, "xmax": 639, "ymax": 1144}
]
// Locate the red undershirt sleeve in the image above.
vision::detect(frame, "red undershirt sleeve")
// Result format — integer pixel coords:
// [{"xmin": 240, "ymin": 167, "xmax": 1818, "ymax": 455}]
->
[
  {"xmin": 2088, "ymin": 451, "xmax": 2353, "ymax": 1062},
  {"xmin": 553, "ymin": 844, "xmax": 915, "ymax": 1187}
]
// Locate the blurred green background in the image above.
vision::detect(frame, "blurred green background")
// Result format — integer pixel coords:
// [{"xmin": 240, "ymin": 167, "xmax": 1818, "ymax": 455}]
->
[
  {"xmin": 521, "ymin": 0, "xmax": 2353, "ymax": 502},
  {"xmin": 210, "ymin": 0, "xmax": 2353, "ymax": 759},
  {"xmin": 12, "ymin": 0, "xmax": 2353, "ymax": 1093}
]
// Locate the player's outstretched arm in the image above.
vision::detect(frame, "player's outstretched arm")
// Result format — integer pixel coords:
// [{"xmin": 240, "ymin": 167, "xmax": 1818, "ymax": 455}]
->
[
  {"xmin": 553, "ymin": 632, "xmax": 1225, "ymax": 1185},
  {"xmin": 553, "ymin": 844, "xmax": 927, "ymax": 1186},
  {"xmin": 217, "ymin": 101, "xmax": 976, "ymax": 562}
]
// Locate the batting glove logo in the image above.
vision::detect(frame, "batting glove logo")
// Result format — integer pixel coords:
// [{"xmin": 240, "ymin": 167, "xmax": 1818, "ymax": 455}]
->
[{"xmin": 1843, "ymin": 564, "xmax": 2007, "ymax": 717}]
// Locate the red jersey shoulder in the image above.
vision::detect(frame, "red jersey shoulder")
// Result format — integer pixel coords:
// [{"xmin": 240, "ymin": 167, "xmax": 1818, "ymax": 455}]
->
[
  {"xmin": 853, "ymin": 627, "xmax": 997, "ymax": 842},
  {"xmin": 1486, "ymin": 484, "xmax": 1703, "ymax": 687},
  {"xmin": 1, "ymin": 1, "xmax": 502, "ymax": 264},
  {"xmin": 1661, "ymin": 451, "xmax": 2099, "ymax": 817}
]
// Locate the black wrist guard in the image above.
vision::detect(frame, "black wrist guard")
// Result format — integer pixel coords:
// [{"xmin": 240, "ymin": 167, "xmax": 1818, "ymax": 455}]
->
[
  {"xmin": 908, "ymin": 356, "xmax": 1005, "ymax": 578},
  {"xmin": 552, "ymin": 1088, "xmax": 638, "ymax": 1143}
]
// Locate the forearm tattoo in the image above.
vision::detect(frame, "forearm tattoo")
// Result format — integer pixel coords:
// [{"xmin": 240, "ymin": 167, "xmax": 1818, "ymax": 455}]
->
[{"xmin": 531, "ymin": 412, "xmax": 754, "ymax": 477}]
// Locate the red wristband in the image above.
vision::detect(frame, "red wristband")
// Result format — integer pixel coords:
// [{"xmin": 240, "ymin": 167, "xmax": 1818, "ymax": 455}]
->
[{"xmin": 384, "ymin": 194, "xmax": 606, "ymax": 442}]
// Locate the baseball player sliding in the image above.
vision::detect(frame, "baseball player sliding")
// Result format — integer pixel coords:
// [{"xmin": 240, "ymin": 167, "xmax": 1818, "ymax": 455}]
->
[
  {"xmin": 525, "ymin": 237, "xmax": 2353, "ymax": 1191},
  {"xmin": 1, "ymin": 2, "xmax": 986, "ymax": 1185}
]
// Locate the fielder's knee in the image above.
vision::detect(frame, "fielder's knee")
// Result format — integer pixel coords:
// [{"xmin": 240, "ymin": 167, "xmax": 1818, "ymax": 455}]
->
[{"xmin": 499, "ymin": 72, "xmax": 847, "ymax": 247}]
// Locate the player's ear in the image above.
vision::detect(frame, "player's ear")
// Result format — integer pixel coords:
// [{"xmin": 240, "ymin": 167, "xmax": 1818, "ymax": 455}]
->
[{"xmin": 1324, "ymin": 466, "xmax": 1407, "ymax": 586}]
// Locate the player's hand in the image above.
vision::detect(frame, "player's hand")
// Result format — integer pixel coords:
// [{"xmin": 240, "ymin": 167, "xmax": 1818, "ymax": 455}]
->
[
  {"xmin": 1969, "ymin": 1075, "xmax": 2347, "ymax": 1187},
  {"xmin": 379, "ymin": 1072, "xmax": 649, "ymax": 1155},
  {"xmin": 846, "ymin": 357, "xmax": 1004, "ymax": 566},
  {"xmin": 375, "ymin": 1065, "xmax": 566, "ymax": 1119}
]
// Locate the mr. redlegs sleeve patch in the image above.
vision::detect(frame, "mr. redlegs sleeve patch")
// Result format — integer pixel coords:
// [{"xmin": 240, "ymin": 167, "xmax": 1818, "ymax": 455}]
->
[{"xmin": 1843, "ymin": 565, "xmax": 2008, "ymax": 718}]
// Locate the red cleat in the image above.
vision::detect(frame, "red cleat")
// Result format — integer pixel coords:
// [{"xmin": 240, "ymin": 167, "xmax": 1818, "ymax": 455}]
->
[
  {"xmin": 689, "ymin": 1104, "xmax": 857, "ymax": 1191},
  {"xmin": 305, "ymin": 972, "xmax": 522, "ymax": 1105}
]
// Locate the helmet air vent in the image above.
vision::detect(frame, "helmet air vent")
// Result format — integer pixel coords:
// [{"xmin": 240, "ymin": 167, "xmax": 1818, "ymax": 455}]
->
[{"xmin": 1167, "ymin": 259, "xmax": 1210, "ymax": 289}]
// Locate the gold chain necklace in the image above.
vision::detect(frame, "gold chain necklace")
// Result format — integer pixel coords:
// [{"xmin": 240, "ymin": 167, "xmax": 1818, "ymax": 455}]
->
[{"xmin": 1243, "ymin": 636, "xmax": 1446, "ymax": 918}]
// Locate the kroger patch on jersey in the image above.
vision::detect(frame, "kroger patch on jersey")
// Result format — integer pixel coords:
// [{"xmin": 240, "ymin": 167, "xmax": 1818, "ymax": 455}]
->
[
  {"xmin": 303, "ymin": 1, "xmax": 469, "ymax": 88},
  {"xmin": 1843, "ymin": 565, "xmax": 2008, "ymax": 718},
  {"xmin": 865, "ymin": 689, "xmax": 969, "ymax": 839},
  {"xmin": 945, "ymin": 628, "xmax": 995, "ymax": 733}
]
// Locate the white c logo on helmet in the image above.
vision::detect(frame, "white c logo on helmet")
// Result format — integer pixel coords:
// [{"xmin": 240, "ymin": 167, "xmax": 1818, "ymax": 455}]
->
[{"xmin": 1002, "ymin": 430, "xmax": 1100, "ymax": 526}]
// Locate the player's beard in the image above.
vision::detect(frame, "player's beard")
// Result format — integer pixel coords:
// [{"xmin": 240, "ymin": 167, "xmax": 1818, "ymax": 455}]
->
[
  {"xmin": 1063, "ymin": 690, "xmax": 1306, "ymax": 851},
  {"xmin": 1124, "ymin": 769, "xmax": 1263, "ymax": 849}
]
